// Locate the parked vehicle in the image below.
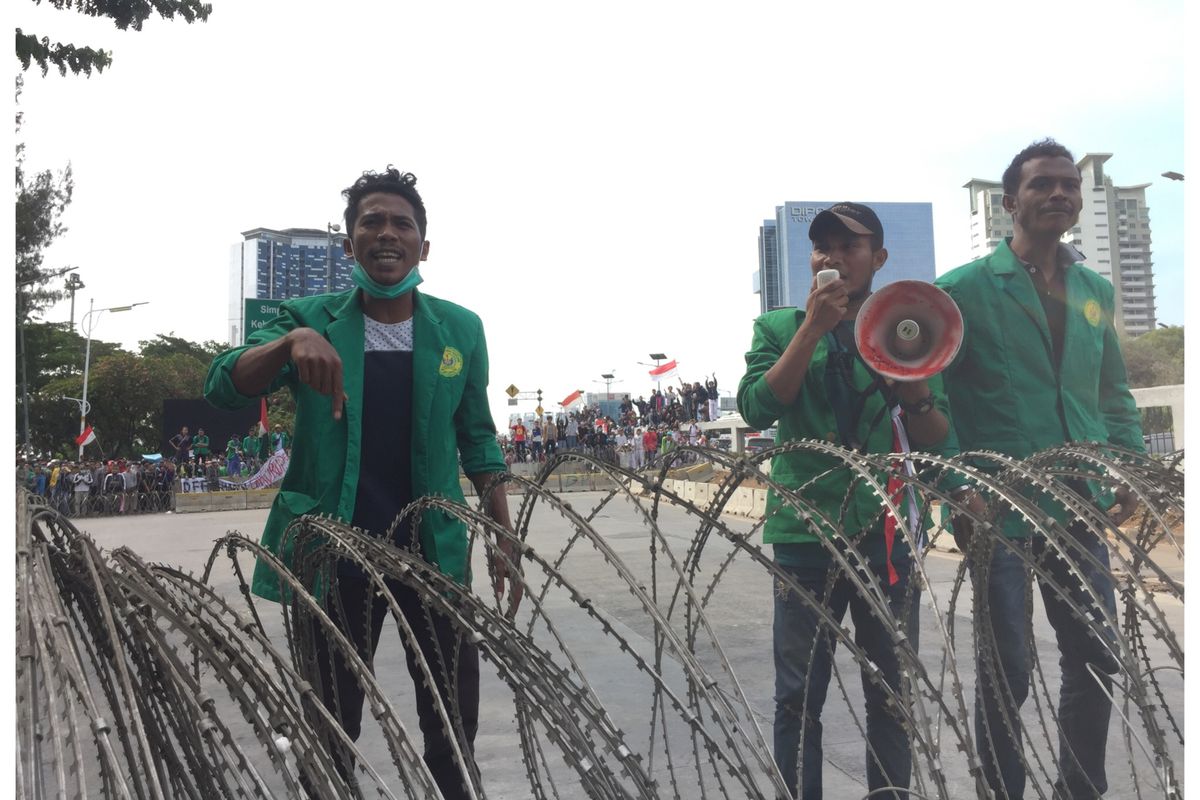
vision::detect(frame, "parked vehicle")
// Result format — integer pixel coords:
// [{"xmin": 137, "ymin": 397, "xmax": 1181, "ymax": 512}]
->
[{"xmin": 744, "ymin": 436, "xmax": 775, "ymax": 456}]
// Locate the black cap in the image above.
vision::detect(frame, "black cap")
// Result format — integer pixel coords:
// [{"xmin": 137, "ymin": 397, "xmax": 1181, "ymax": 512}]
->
[{"xmin": 809, "ymin": 202, "xmax": 884, "ymax": 246}]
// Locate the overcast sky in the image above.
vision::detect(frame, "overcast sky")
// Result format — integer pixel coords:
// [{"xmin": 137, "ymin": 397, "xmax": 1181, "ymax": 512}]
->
[{"xmin": 13, "ymin": 0, "xmax": 1188, "ymax": 429}]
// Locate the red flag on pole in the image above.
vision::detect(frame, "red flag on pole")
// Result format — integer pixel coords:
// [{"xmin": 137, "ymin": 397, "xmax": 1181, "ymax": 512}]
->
[
  {"xmin": 75, "ymin": 426, "xmax": 96, "ymax": 447},
  {"xmin": 648, "ymin": 360, "xmax": 678, "ymax": 382},
  {"xmin": 258, "ymin": 397, "xmax": 269, "ymax": 436}
]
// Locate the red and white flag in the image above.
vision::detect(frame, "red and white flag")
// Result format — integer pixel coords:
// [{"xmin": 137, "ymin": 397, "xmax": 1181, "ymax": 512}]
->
[
  {"xmin": 560, "ymin": 389, "xmax": 583, "ymax": 409},
  {"xmin": 75, "ymin": 426, "xmax": 96, "ymax": 447},
  {"xmin": 257, "ymin": 397, "xmax": 269, "ymax": 436},
  {"xmin": 648, "ymin": 360, "xmax": 678, "ymax": 382}
]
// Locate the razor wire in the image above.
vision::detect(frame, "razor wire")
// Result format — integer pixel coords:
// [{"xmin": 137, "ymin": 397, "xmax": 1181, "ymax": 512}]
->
[{"xmin": 15, "ymin": 442, "xmax": 1183, "ymax": 799}]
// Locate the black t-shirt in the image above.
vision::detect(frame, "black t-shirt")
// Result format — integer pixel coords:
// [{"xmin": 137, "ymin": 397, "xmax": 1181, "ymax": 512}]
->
[{"xmin": 350, "ymin": 318, "xmax": 415, "ymax": 552}]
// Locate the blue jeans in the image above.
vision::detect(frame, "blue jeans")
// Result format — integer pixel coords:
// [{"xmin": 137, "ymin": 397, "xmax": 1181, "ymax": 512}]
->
[
  {"xmin": 972, "ymin": 523, "xmax": 1118, "ymax": 800},
  {"xmin": 773, "ymin": 560, "xmax": 920, "ymax": 800}
]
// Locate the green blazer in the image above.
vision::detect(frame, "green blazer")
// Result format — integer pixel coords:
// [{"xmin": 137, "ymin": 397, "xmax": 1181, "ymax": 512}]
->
[
  {"xmin": 737, "ymin": 309, "xmax": 959, "ymax": 548},
  {"xmin": 935, "ymin": 240, "xmax": 1143, "ymax": 533},
  {"xmin": 205, "ymin": 289, "xmax": 505, "ymax": 602}
]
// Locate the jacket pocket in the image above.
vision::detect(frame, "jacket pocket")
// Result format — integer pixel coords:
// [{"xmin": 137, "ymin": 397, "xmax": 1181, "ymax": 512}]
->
[{"xmin": 277, "ymin": 489, "xmax": 320, "ymax": 516}]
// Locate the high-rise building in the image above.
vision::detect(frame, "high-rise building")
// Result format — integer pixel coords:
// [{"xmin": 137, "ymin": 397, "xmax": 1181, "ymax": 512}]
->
[
  {"xmin": 754, "ymin": 202, "xmax": 936, "ymax": 314},
  {"xmin": 227, "ymin": 227, "xmax": 354, "ymax": 345},
  {"xmin": 963, "ymin": 153, "xmax": 1157, "ymax": 336}
]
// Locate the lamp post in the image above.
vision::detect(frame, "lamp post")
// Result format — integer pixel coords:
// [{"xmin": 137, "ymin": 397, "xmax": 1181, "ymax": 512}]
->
[
  {"xmin": 326, "ymin": 222, "xmax": 342, "ymax": 291},
  {"xmin": 78, "ymin": 299, "xmax": 148, "ymax": 459}
]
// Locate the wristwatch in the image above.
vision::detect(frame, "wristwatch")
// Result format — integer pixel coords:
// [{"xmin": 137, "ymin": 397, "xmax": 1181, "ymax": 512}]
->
[{"xmin": 899, "ymin": 393, "xmax": 935, "ymax": 416}]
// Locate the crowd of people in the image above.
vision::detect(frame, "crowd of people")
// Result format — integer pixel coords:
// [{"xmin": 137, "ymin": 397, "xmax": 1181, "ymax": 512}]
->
[
  {"xmin": 166, "ymin": 422, "xmax": 292, "ymax": 481},
  {"xmin": 504, "ymin": 375, "xmax": 723, "ymax": 470},
  {"xmin": 14, "ymin": 422, "xmax": 297, "ymax": 516},
  {"xmin": 16, "ymin": 457, "xmax": 179, "ymax": 516}
]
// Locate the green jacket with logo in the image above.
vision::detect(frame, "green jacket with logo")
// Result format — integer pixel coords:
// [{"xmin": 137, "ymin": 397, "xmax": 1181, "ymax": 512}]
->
[
  {"xmin": 737, "ymin": 308, "xmax": 959, "ymax": 547},
  {"xmin": 934, "ymin": 240, "xmax": 1143, "ymax": 536},
  {"xmin": 192, "ymin": 434, "xmax": 210, "ymax": 455},
  {"xmin": 205, "ymin": 288, "xmax": 505, "ymax": 602}
]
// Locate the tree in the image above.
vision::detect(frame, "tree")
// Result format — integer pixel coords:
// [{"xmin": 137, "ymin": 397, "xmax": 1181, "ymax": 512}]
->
[
  {"xmin": 85, "ymin": 351, "xmax": 158, "ymax": 456},
  {"xmin": 1121, "ymin": 326, "xmax": 1184, "ymax": 389},
  {"xmin": 16, "ymin": 77, "xmax": 73, "ymax": 322},
  {"xmin": 1121, "ymin": 326, "xmax": 1184, "ymax": 437},
  {"xmin": 16, "ymin": 0, "xmax": 213, "ymax": 77},
  {"xmin": 138, "ymin": 333, "xmax": 225, "ymax": 363}
]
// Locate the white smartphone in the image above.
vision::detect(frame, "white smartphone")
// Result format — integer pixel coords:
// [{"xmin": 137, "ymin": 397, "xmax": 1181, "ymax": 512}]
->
[{"xmin": 816, "ymin": 269, "xmax": 840, "ymax": 289}]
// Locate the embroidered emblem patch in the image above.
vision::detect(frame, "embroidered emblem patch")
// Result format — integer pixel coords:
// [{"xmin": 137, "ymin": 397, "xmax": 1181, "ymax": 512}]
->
[
  {"xmin": 1083, "ymin": 299, "xmax": 1102, "ymax": 327},
  {"xmin": 439, "ymin": 346, "xmax": 464, "ymax": 378}
]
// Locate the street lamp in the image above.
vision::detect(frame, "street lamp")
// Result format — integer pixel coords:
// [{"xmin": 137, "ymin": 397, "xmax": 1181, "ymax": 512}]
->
[
  {"xmin": 78, "ymin": 299, "xmax": 148, "ymax": 459},
  {"xmin": 326, "ymin": 222, "xmax": 342, "ymax": 291},
  {"xmin": 1161, "ymin": 171, "xmax": 1184, "ymax": 181},
  {"xmin": 593, "ymin": 371, "xmax": 622, "ymax": 399}
]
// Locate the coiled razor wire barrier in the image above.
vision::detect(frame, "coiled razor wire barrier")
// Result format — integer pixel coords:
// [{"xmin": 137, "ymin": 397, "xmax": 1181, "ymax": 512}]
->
[{"xmin": 15, "ymin": 442, "xmax": 1183, "ymax": 799}]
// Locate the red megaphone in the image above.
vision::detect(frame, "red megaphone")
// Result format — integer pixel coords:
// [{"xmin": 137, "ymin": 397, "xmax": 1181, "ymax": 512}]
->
[{"xmin": 854, "ymin": 280, "xmax": 964, "ymax": 381}]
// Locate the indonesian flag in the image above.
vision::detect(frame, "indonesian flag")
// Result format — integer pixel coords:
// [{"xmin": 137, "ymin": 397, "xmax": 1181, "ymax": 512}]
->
[
  {"xmin": 560, "ymin": 389, "xmax": 584, "ymax": 409},
  {"xmin": 257, "ymin": 397, "xmax": 269, "ymax": 436},
  {"xmin": 75, "ymin": 426, "xmax": 96, "ymax": 447},
  {"xmin": 648, "ymin": 360, "xmax": 678, "ymax": 382}
]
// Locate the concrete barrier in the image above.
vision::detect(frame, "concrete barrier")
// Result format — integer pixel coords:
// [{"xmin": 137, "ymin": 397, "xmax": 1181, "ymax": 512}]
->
[
  {"xmin": 727, "ymin": 487, "xmax": 754, "ymax": 516},
  {"xmin": 591, "ymin": 474, "xmax": 619, "ymax": 492},
  {"xmin": 559, "ymin": 472, "xmax": 592, "ymax": 493},
  {"xmin": 174, "ymin": 488, "xmax": 278, "ymax": 514},
  {"xmin": 171, "ymin": 476, "xmax": 764, "ymax": 515},
  {"xmin": 751, "ymin": 488, "xmax": 768, "ymax": 517}
]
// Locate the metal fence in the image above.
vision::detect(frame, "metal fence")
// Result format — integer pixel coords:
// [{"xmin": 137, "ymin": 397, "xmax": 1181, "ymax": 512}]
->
[{"xmin": 15, "ymin": 442, "xmax": 1184, "ymax": 799}]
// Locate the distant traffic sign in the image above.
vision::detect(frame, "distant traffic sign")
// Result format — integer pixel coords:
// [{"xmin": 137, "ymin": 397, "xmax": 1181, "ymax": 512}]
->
[
  {"xmin": 243, "ymin": 300, "xmax": 284, "ymax": 344},
  {"xmin": 535, "ymin": 406, "xmax": 544, "ymax": 416},
  {"xmin": 506, "ymin": 384, "xmax": 520, "ymax": 398}
]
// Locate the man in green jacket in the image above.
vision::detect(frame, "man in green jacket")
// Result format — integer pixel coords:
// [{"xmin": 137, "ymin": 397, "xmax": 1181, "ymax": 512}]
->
[
  {"xmin": 935, "ymin": 139, "xmax": 1143, "ymax": 800},
  {"xmin": 191, "ymin": 427, "xmax": 210, "ymax": 464},
  {"xmin": 205, "ymin": 167, "xmax": 518, "ymax": 799},
  {"xmin": 738, "ymin": 203, "xmax": 957, "ymax": 800}
]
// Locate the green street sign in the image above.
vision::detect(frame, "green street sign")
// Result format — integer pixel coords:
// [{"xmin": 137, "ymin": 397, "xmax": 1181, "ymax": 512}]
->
[{"xmin": 244, "ymin": 299, "xmax": 284, "ymax": 344}]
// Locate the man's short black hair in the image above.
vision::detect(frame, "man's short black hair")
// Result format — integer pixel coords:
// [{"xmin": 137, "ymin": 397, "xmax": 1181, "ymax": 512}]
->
[
  {"xmin": 342, "ymin": 166, "xmax": 428, "ymax": 238},
  {"xmin": 1002, "ymin": 138, "xmax": 1078, "ymax": 196}
]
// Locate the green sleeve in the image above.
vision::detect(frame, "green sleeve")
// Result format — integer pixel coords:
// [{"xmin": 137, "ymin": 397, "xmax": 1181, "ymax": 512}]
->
[
  {"xmin": 204, "ymin": 305, "xmax": 300, "ymax": 410},
  {"xmin": 455, "ymin": 317, "xmax": 506, "ymax": 476},
  {"xmin": 736, "ymin": 315, "xmax": 789, "ymax": 431}
]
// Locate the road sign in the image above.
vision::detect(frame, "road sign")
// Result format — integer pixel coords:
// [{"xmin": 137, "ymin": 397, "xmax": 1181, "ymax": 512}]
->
[
  {"xmin": 506, "ymin": 384, "xmax": 520, "ymax": 398},
  {"xmin": 535, "ymin": 406, "xmax": 544, "ymax": 416},
  {"xmin": 243, "ymin": 300, "xmax": 284, "ymax": 344}
]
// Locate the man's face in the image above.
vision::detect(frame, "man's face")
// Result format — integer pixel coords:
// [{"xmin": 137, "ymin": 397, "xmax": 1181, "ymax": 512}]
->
[
  {"xmin": 810, "ymin": 231, "xmax": 886, "ymax": 304},
  {"xmin": 182, "ymin": 427, "xmax": 189, "ymax": 435},
  {"xmin": 1004, "ymin": 156, "xmax": 1082, "ymax": 239},
  {"xmin": 344, "ymin": 192, "xmax": 430, "ymax": 287}
]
